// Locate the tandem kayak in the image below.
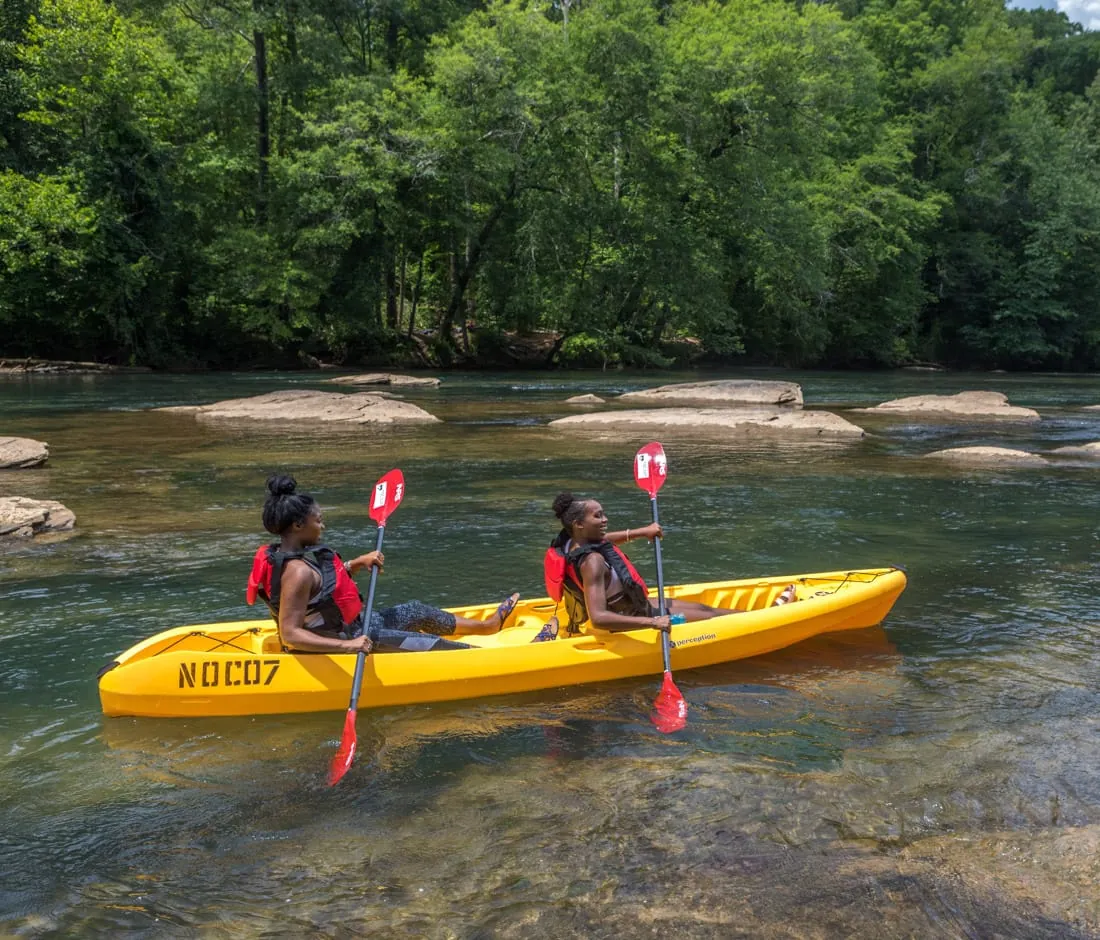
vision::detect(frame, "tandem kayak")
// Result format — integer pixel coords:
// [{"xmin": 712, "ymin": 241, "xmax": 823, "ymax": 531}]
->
[{"xmin": 98, "ymin": 567, "xmax": 906, "ymax": 719}]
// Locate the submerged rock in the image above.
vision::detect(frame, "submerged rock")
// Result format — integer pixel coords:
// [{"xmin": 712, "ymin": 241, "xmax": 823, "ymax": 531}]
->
[
  {"xmin": 617, "ymin": 379, "xmax": 803, "ymax": 407},
  {"xmin": 923, "ymin": 446, "xmax": 1047, "ymax": 466},
  {"xmin": 323, "ymin": 373, "xmax": 441, "ymax": 388},
  {"xmin": 898, "ymin": 824, "xmax": 1100, "ymax": 933},
  {"xmin": 854, "ymin": 391, "xmax": 1039, "ymax": 421},
  {"xmin": 550, "ymin": 407, "xmax": 863, "ymax": 437},
  {"xmin": 565, "ymin": 394, "xmax": 606, "ymax": 405},
  {"xmin": 1049, "ymin": 441, "xmax": 1100, "ymax": 457},
  {"xmin": 0, "ymin": 496, "xmax": 75, "ymax": 538},
  {"xmin": 157, "ymin": 390, "xmax": 440, "ymax": 425},
  {"xmin": 0, "ymin": 437, "xmax": 49, "ymax": 469}
]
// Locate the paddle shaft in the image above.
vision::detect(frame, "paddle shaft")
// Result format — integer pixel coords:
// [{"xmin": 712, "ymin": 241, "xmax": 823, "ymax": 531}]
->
[
  {"xmin": 345, "ymin": 524, "xmax": 386, "ymax": 710},
  {"xmin": 649, "ymin": 496, "xmax": 672, "ymax": 673}
]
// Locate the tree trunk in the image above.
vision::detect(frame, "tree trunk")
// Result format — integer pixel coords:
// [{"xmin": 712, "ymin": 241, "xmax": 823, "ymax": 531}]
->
[
  {"xmin": 612, "ymin": 130, "xmax": 622, "ymax": 201},
  {"xmin": 277, "ymin": 0, "xmax": 299, "ymax": 156},
  {"xmin": 398, "ymin": 250, "xmax": 407, "ymax": 326},
  {"xmin": 545, "ymin": 331, "xmax": 571, "ymax": 367},
  {"xmin": 253, "ymin": 19, "xmax": 270, "ymax": 224},
  {"xmin": 385, "ymin": 248, "xmax": 398, "ymax": 330},
  {"xmin": 407, "ymin": 251, "xmax": 424, "ymax": 338},
  {"xmin": 462, "ymin": 235, "xmax": 474, "ymax": 354},
  {"xmin": 365, "ymin": 3, "xmax": 372, "ymax": 71},
  {"xmin": 437, "ymin": 174, "xmax": 517, "ymax": 347},
  {"xmin": 385, "ymin": 1, "xmax": 399, "ymax": 71},
  {"xmin": 440, "ymin": 243, "xmax": 457, "ymax": 339}
]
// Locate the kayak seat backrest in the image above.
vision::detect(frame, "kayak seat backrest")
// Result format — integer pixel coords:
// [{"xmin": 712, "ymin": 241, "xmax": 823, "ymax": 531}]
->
[
  {"xmin": 743, "ymin": 584, "xmax": 767, "ymax": 610},
  {"xmin": 261, "ymin": 633, "xmax": 283, "ymax": 654},
  {"xmin": 708, "ymin": 588, "xmax": 740, "ymax": 611}
]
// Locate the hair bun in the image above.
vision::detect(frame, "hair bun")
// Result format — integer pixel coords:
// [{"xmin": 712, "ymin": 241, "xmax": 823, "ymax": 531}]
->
[
  {"xmin": 552, "ymin": 491, "xmax": 576, "ymax": 521},
  {"xmin": 266, "ymin": 474, "xmax": 298, "ymax": 498}
]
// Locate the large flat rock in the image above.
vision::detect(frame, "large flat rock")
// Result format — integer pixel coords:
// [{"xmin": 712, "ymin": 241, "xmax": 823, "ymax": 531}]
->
[
  {"xmin": 853, "ymin": 391, "xmax": 1039, "ymax": 421},
  {"xmin": 0, "ymin": 437, "xmax": 49, "ymax": 469},
  {"xmin": 0, "ymin": 496, "xmax": 75, "ymax": 538},
  {"xmin": 617, "ymin": 380, "xmax": 803, "ymax": 407},
  {"xmin": 550, "ymin": 407, "xmax": 863, "ymax": 437},
  {"xmin": 923, "ymin": 446, "xmax": 1047, "ymax": 466},
  {"xmin": 323, "ymin": 373, "xmax": 441, "ymax": 388},
  {"xmin": 157, "ymin": 390, "xmax": 440, "ymax": 425}
]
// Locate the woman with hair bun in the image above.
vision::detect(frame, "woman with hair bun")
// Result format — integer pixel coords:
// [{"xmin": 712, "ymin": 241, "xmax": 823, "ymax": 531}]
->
[
  {"xmin": 539, "ymin": 491, "xmax": 743, "ymax": 639},
  {"xmin": 247, "ymin": 475, "xmax": 519, "ymax": 654}
]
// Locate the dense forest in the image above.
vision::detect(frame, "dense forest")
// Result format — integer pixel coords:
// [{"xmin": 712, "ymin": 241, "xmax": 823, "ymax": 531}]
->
[{"xmin": 1, "ymin": 0, "xmax": 1098, "ymax": 370}]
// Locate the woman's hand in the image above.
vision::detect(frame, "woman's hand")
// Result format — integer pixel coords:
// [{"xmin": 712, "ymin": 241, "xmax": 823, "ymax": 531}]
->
[
  {"xmin": 346, "ymin": 551, "xmax": 384, "ymax": 576},
  {"xmin": 650, "ymin": 615, "xmax": 672, "ymax": 633},
  {"xmin": 344, "ymin": 634, "xmax": 373, "ymax": 654},
  {"xmin": 637, "ymin": 523, "xmax": 663, "ymax": 541}
]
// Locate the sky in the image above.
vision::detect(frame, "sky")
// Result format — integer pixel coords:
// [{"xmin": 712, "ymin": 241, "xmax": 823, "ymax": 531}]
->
[{"xmin": 1009, "ymin": 0, "xmax": 1100, "ymax": 30}]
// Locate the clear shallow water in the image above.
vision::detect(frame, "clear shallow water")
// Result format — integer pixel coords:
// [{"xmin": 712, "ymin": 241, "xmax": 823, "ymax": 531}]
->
[{"xmin": 1, "ymin": 369, "xmax": 1099, "ymax": 937}]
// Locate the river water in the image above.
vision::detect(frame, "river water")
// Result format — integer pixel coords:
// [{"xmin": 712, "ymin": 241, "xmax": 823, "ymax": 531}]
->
[{"xmin": 1, "ymin": 370, "xmax": 1098, "ymax": 937}]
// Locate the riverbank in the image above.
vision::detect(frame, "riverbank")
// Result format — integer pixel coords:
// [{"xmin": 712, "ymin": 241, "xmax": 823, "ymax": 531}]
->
[{"xmin": 0, "ymin": 357, "xmax": 152, "ymax": 374}]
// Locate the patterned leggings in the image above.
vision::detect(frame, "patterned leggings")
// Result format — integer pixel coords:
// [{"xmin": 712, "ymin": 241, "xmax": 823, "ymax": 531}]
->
[{"xmin": 357, "ymin": 601, "xmax": 473, "ymax": 652}]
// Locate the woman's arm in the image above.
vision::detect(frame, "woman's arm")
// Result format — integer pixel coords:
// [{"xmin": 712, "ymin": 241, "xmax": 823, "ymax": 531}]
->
[
  {"xmin": 343, "ymin": 550, "xmax": 384, "ymax": 577},
  {"xmin": 579, "ymin": 554, "xmax": 670, "ymax": 633},
  {"xmin": 605, "ymin": 522, "xmax": 662, "ymax": 546},
  {"xmin": 278, "ymin": 561, "xmax": 372, "ymax": 653}
]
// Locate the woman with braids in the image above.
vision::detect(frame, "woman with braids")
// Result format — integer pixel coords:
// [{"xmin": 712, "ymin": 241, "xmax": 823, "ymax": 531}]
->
[
  {"xmin": 537, "ymin": 491, "xmax": 765, "ymax": 641},
  {"xmin": 247, "ymin": 475, "xmax": 519, "ymax": 654}
]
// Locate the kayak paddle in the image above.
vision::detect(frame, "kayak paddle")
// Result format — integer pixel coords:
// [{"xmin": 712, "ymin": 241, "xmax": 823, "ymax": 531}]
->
[
  {"xmin": 328, "ymin": 468, "xmax": 406, "ymax": 786},
  {"xmin": 633, "ymin": 441, "xmax": 687, "ymax": 733}
]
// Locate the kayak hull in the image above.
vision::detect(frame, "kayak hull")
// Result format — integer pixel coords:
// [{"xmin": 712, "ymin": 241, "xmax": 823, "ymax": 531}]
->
[{"xmin": 98, "ymin": 567, "xmax": 907, "ymax": 718}]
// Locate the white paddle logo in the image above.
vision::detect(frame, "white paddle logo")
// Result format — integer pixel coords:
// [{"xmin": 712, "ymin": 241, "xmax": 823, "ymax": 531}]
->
[
  {"xmin": 373, "ymin": 482, "xmax": 387, "ymax": 508},
  {"xmin": 636, "ymin": 451, "xmax": 667, "ymax": 480}
]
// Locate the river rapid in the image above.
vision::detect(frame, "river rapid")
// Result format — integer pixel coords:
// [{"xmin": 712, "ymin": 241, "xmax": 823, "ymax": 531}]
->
[{"xmin": 1, "ymin": 369, "xmax": 1098, "ymax": 937}]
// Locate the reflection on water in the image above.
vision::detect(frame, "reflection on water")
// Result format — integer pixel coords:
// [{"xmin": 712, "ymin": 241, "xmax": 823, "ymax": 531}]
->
[{"xmin": 1, "ymin": 370, "xmax": 1099, "ymax": 935}]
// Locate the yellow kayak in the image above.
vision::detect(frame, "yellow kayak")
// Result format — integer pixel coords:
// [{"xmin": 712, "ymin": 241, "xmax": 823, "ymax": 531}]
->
[{"xmin": 97, "ymin": 567, "xmax": 906, "ymax": 718}]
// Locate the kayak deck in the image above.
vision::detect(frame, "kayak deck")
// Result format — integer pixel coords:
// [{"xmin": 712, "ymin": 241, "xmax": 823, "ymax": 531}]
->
[{"xmin": 98, "ymin": 567, "xmax": 907, "ymax": 718}]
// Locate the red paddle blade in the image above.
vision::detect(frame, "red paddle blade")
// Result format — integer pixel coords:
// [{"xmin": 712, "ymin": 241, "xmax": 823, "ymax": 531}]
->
[
  {"xmin": 651, "ymin": 671, "xmax": 687, "ymax": 733},
  {"xmin": 328, "ymin": 708, "xmax": 358, "ymax": 786},
  {"xmin": 633, "ymin": 442, "xmax": 668, "ymax": 498},
  {"xmin": 369, "ymin": 469, "xmax": 405, "ymax": 526}
]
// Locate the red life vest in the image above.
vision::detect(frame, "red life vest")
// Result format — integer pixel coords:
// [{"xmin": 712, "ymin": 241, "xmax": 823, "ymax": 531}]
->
[
  {"xmin": 246, "ymin": 543, "xmax": 363, "ymax": 634},
  {"xmin": 543, "ymin": 530, "xmax": 651, "ymax": 632}
]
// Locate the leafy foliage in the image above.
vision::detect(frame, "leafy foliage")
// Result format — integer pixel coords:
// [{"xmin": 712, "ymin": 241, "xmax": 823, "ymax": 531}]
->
[{"xmin": 1, "ymin": 0, "xmax": 1098, "ymax": 369}]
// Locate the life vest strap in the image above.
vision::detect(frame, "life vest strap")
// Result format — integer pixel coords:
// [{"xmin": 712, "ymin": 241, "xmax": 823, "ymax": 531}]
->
[{"xmin": 246, "ymin": 543, "xmax": 362, "ymax": 634}]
